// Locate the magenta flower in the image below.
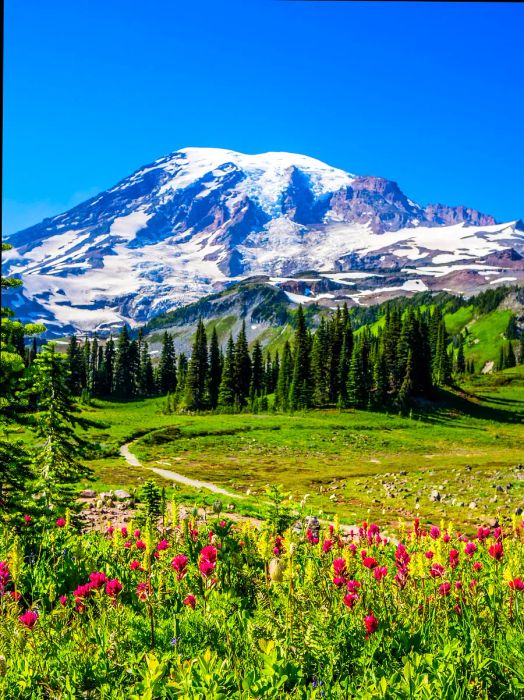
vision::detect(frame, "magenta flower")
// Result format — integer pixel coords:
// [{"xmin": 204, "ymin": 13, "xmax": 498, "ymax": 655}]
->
[
  {"xmin": 56, "ymin": 518, "xmax": 66, "ymax": 528},
  {"xmin": 439, "ymin": 582, "xmax": 451, "ymax": 596},
  {"xmin": 157, "ymin": 539, "xmax": 170, "ymax": 551},
  {"xmin": 364, "ymin": 614, "xmax": 378, "ymax": 637},
  {"xmin": 199, "ymin": 559, "xmax": 216, "ymax": 578},
  {"xmin": 429, "ymin": 526, "xmax": 440, "ymax": 540},
  {"xmin": 343, "ymin": 592, "xmax": 359, "ymax": 609},
  {"xmin": 89, "ymin": 572, "xmax": 108, "ymax": 589},
  {"xmin": 346, "ymin": 580, "xmax": 361, "ymax": 593},
  {"xmin": 430, "ymin": 564, "xmax": 445, "ymax": 578},
  {"xmin": 105, "ymin": 579, "xmax": 123, "ymax": 598},
  {"xmin": 120, "ymin": 527, "xmax": 128, "ymax": 538},
  {"xmin": 23, "ymin": 515, "xmax": 32, "ymax": 524},
  {"xmin": 363, "ymin": 556, "xmax": 378, "ymax": 569},
  {"xmin": 509, "ymin": 578, "xmax": 524, "ymax": 591},
  {"xmin": 473, "ymin": 561, "xmax": 483, "ymax": 571},
  {"xmin": 59, "ymin": 595, "xmax": 68, "ymax": 606},
  {"xmin": 130, "ymin": 560, "xmax": 143, "ymax": 571},
  {"xmin": 134, "ymin": 529, "xmax": 141, "ymax": 539},
  {"xmin": 488, "ymin": 542, "xmax": 504, "ymax": 561},
  {"xmin": 333, "ymin": 558, "xmax": 347, "ymax": 577},
  {"xmin": 465, "ymin": 542, "xmax": 477, "ymax": 557},
  {"xmin": 322, "ymin": 539, "xmax": 334, "ymax": 554},
  {"xmin": 171, "ymin": 555, "xmax": 189, "ymax": 579},
  {"xmin": 425, "ymin": 551, "xmax": 434, "ymax": 559},
  {"xmin": 136, "ymin": 540, "xmax": 147, "ymax": 551},
  {"xmin": 333, "ymin": 576, "xmax": 346, "ymax": 588},
  {"xmin": 18, "ymin": 610, "xmax": 38, "ymax": 629},
  {"xmin": 73, "ymin": 583, "xmax": 92, "ymax": 600},
  {"xmin": 183, "ymin": 594, "xmax": 197, "ymax": 609},
  {"xmin": 449, "ymin": 549, "xmax": 459, "ymax": 569},
  {"xmin": 136, "ymin": 582, "xmax": 152, "ymax": 601},
  {"xmin": 373, "ymin": 566, "xmax": 388, "ymax": 583},
  {"xmin": 0, "ymin": 561, "xmax": 10, "ymax": 594}
]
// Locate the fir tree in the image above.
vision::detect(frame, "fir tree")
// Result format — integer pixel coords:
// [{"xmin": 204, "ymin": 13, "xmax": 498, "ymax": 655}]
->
[
  {"xmin": 113, "ymin": 326, "xmax": 133, "ymax": 398},
  {"xmin": 505, "ymin": 314, "xmax": 518, "ymax": 340},
  {"xmin": 218, "ymin": 335, "xmax": 236, "ymax": 408},
  {"xmin": 66, "ymin": 335, "xmax": 84, "ymax": 395},
  {"xmin": 31, "ymin": 344, "xmax": 92, "ymax": 512},
  {"xmin": 233, "ymin": 321, "xmax": 251, "ymax": 407},
  {"xmin": 158, "ymin": 332, "xmax": 177, "ymax": 395},
  {"xmin": 250, "ymin": 340, "xmax": 264, "ymax": 400},
  {"xmin": 506, "ymin": 341, "xmax": 516, "ymax": 369},
  {"xmin": 184, "ymin": 320, "xmax": 208, "ymax": 409},
  {"xmin": 288, "ymin": 306, "xmax": 311, "ymax": 410},
  {"xmin": 456, "ymin": 341, "xmax": 466, "ymax": 374},
  {"xmin": 207, "ymin": 327, "xmax": 222, "ymax": 409},
  {"xmin": 397, "ymin": 349, "xmax": 415, "ymax": 414},
  {"xmin": 138, "ymin": 341, "xmax": 155, "ymax": 395},
  {"xmin": 275, "ymin": 342, "xmax": 292, "ymax": 411},
  {"xmin": 311, "ymin": 318, "xmax": 330, "ymax": 406}
]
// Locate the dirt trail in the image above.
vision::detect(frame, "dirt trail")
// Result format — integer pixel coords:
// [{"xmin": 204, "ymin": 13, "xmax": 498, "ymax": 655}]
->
[{"xmin": 119, "ymin": 442, "xmax": 245, "ymax": 500}]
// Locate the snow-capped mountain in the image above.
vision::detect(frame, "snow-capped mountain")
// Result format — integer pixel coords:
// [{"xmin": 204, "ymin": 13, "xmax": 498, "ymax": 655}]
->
[{"xmin": 4, "ymin": 147, "xmax": 524, "ymax": 334}]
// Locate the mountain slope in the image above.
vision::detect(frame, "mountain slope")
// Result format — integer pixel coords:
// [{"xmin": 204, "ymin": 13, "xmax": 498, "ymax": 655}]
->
[{"xmin": 4, "ymin": 147, "xmax": 523, "ymax": 334}]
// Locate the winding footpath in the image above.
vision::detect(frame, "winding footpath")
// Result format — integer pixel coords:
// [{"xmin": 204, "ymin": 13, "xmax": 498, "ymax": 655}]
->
[{"xmin": 119, "ymin": 441, "xmax": 245, "ymax": 500}]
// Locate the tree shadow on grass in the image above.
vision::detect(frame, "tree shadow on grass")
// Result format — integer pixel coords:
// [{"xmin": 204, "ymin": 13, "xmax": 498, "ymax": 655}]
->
[{"xmin": 419, "ymin": 388, "xmax": 524, "ymax": 426}]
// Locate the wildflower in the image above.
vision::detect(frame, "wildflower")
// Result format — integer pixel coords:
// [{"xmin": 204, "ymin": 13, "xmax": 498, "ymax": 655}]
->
[
  {"xmin": 363, "ymin": 556, "xmax": 378, "ymax": 569},
  {"xmin": 106, "ymin": 526, "xmax": 115, "ymax": 536},
  {"xmin": 346, "ymin": 580, "xmax": 361, "ymax": 593},
  {"xmin": 0, "ymin": 562, "xmax": 10, "ymax": 594},
  {"xmin": 157, "ymin": 540, "xmax": 170, "ymax": 551},
  {"xmin": 477, "ymin": 527, "xmax": 490, "ymax": 542},
  {"xmin": 439, "ymin": 582, "xmax": 451, "ymax": 596},
  {"xmin": 136, "ymin": 540, "xmax": 147, "ymax": 551},
  {"xmin": 89, "ymin": 572, "xmax": 108, "ymax": 589},
  {"xmin": 199, "ymin": 559, "xmax": 216, "ymax": 578},
  {"xmin": 171, "ymin": 554, "xmax": 189, "ymax": 580},
  {"xmin": 136, "ymin": 582, "xmax": 152, "ymax": 601},
  {"xmin": 124, "ymin": 541, "xmax": 132, "ymax": 549},
  {"xmin": 74, "ymin": 584, "xmax": 92, "ymax": 600},
  {"xmin": 105, "ymin": 579, "xmax": 123, "ymax": 598},
  {"xmin": 322, "ymin": 539, "xmax": 334, "ymax": 554},
  {"xmin": 425, "ymin": 551, "xmax": 434, "ymax": 559},
  {"xmin": 134, "ymin": 529, "xmax": 141, "ymax": 539},
  {"xmin": 508, "ymin": 578, "xmax": 524, "ymax": 591},
  {"xmin": 488, "ymin": 542, "xmax": 503, "ymax": 561},
  {"xmin": 343, "ymin": 592, "xmax": 359, "ymax": 608},
  {"xmin": 465, "ymin": 542, "xmax": 477, "ymax": 556},
  {"xmin": 364, "ymin": 614, "xmax": 378, "ymax": 637},
  {"xmin": 23, "ymin": 515, "xmax": 32, "ymax": 524},
  {"xmin": 56, "ymin": 518, "xmax": 66, "ymax": 528},
  {"xmin": 18, "ymin": 610, "xmax": 38, "ymax": 629},
  {"xmin": 200, "ymin": 545, "xmax": 218, "ymax": 563},
  {"xmin": 306, "ymin": 529, "xmax": 319, "ymax": 545},
  {"xmin": 430, "ymin": 564, "xmax": 445, "ymax": 578},
  {"xmin": 373, "ymin": 566, "xmax": 388, "ymax": 583},
  {"xmin": 455, "ymin": 581, "xmax": 463, "ymax": 590},
  {"xmin": 120, "ymin": 527, "xmax": 128, "ymax": 538},
  {"xmin": 443, "ymin": 533, "xmax": 451, "ymax": 544},
  {"xmin": 453, "ymin": 604, "xmax": 462, "ymax": 615},
  {"xmin": 10, "ymin": 591, "xmax": 21, "ymax": 601},
  {"xmin": 130, "ymin": 560, "xmax": 143, "ymax": 571},
  {"xmin": 333, "ymin": 558, "xmax": 346, "ymax": 577},
  {"xmin": 183, "ymin": 594, "xmax": 196, "ymax": 609},
  {"xmin": 349, "ymin": 543, "xmax": 357, "ymax": 555},
  {"xmin": 333, "ymin": 576, "xmax": 346, "ymax": 588},
  {"xmin": 473, "ymin": 561, "xmax": 483, "ymax": 571},
  {"xmin": 429, "ymin": 526, "xmax": 440, "ymax": 540},
  {"xmin": 59, "ymin": 595, "xmax": 67, "ymax": 606},
  {"xmin": 449, "ymin": 549, "xmax": 459, "ymax": 569}
]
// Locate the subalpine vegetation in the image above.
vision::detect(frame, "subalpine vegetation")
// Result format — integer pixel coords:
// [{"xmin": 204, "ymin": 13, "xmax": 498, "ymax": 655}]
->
[{"xmin": 65, "ymin": 291, "xmax": 524, "ymax": 414}]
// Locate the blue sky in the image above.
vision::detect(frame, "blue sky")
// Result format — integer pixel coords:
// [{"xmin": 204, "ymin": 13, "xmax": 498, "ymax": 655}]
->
[{"xmin": 3, "ymin": 0, "xmax": 523, "ymax": 234}]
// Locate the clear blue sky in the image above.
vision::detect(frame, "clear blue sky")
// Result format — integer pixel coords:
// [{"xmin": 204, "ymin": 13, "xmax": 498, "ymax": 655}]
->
[{"xmin": 3, "ymin": 0, "xmax": 523, "ymax": 234}]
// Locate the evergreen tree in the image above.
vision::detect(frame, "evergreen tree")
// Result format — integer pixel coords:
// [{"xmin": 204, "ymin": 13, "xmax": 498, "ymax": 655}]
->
[
  {"xmin": 66, "ymin": 335, "xmax": 84, "ymax": 395},
  {"xmin": 455, "ymin": 339, "xmax": 466, "ymax": 375},
  {"xmin": 250, "ymin": 340, "xmax": 264, "ymax": 400},
  {"xmin": 311, "ymin": 318, "xmax": 330, "ymax": 406},
  {"xmin": 82, "ymin": 339, "xmax": 91, "ymax": 392},
  {"xmin": 100, "ymin": 336, "xmax": 115, "ymax": 396},
  {"xmin": 288, "ymin": 306, "xmax": 311, "ymax": 410},
  {"xmin": 505, "ymin": 314, "xmax": 518, "ymax": 340},
  {"xmin": 31, "ymin": 344, "xmax": 92, "ymax": 512},
  {"xmin": 138, "ymin": 341, "xmax": 155, "ymax": 395},
  {"xmin": 218, "ymin": 335, "xmax": 236, "ymax": 408},
  {"xmin": 207, "ymin": 327, "xmax": 222, "ymax": 409},
  {"xmin": 371, "ymin": 350, "xmax": 388, "ymax": 408},
  {"xmin": 506, "ymin": 341, "xmax": 517, "ymax": 369},
  {"xmin": 158, "ymin": 332, "xmax": 177, "ymax": 395},
  {"xmin": 90, "ymin": 336, "xmax": 100, "ymax": 395},
  {"xmin": 433, "ymin": 321, "xmax": 451, "ymax": 386},
  {"xmin": 113, "ymin": 326, "xmax": 133, "ymax": 398},
  {"xmin": 184, "ymin": 320, "xmax": 208, "ymax": 409},
  {"xmin": 233, "ymin": 321, "xmax": 251, "ymax": 407},
  {"xmin": 519, "ymin": 333, "xmax": 524, "ymax": 365},
  {"xmin": 397, "ymin": 349, "xmax": 415, "ymax": 414},
  {"xmin": 275, "ymin": 342, "xmax": 292, "ymax": 411},
  {"xmin": 129, "ymin": 339, "xmax": 140, "ymax": 395},
  {"xmin": 497, "ymin": 344, "xmax": 506, "ymax": 372}
]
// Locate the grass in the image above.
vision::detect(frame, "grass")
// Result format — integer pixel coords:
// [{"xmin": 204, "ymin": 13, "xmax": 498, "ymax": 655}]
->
[
  {"xmin": 46, "ymin": 365, "xmax": 524, "ymax": 534},
  {"xmin": 463, "ymin": 309, "xmax": 513, "ymax": 370}
]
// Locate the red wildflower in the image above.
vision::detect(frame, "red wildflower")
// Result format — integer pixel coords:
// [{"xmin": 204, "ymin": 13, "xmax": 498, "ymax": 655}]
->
[
  {"xmin": 183, "ymin": 594, "xmax": 196, "ymax": 609},
  {"xmin": 333, "ymin": 558, "xmax": 346, "ymax": 577},
  {"xmin": 429, "ymin": 526, "xmax": 440, "ymax": 540},
  {"xmin": 130, "ymin": 560, "xmax": 143, "ymax": 571},
  {"xmin": 59, "ymin": 595, "xmax": 67, "ymax": 606},
  {"xmin": 136, "ymin": 540, "xmax": 147, "ymax": 551},
  {"xmin": 449, "ymin": 549, "xmax": 459, "ymax": 569},
  {"xmin": 18, "ymin": 610, "xmax": 38, "ymax": 629},
  {"xmin": 73, "ymin": 583, "xmax": 92, "ymax": 600},
  {"xmin": 133, "ymin": 529, "xmax": 141, "ymax": 539},
  {"xmin": 200, "ymin": 545, "xmax": 218, "ymax": 563},
  {"xmin": 56, "ymin": 518, "xmax": 66, "ymax": 528},
  {"xmin": 23, "ymin": 515, "xmax": 32, "ymax": 524},
  {"xmin": 477, "ymin": 527, "xmax": 490, "ymax": 542},
  {"xmin": 120, "ymin": 527, "xmax": 128, "ymax": 538},
  {"xmin": 473, "ymin": 561, "xmax": 483, "ymax": 571},
  {"xmin": 364, "ymin": 614, "xmax": 378, "ymax": 637},
  {"xmin": 322, "ymin": 539, "xmax": 334, "ymax": 554},
  {"xmin": 363, "ymin": 557, "xmax": 378, "ymax": 569},
  {"xmin": 346, "ymin": 580, "xmax": 361, "ymax": 593},
  {"xmin": 105, "ymin": 579, "xmax": 123, "ymax": 598},
  {"xmin": 0, "ymin": 561, "xmax": 10, "ymax": 594},
  {"xmin": 430, "ymin": 564, "xmax": 445, "ymax": 578},
  {"xmin": 333, "ymin": 576, "xmax": 346, "ymax": 588},
  {"xmin": 425, "ymin": 551, "xmax": 434, "ymax": 559},
  {"xmin": 488, "ymin": 542, "xmax": 503, "ymax": 561},
  {"xmin": 373, "ymin": 566, "xmax": 388, "ymax": 583},
  {"xmin": 124, "ymin": 541, "xmax": 132, "ymax": 549},
  {"xmin": 171, "ymin": 554, "xmax": 189, "ymax": 580},
  {"xmin": 438, "ymin": 582, "xmax": 451, "ymax": 596},
  {"xmin": 157, "ymin": 540, "xmax": 170, "ymax": 551},
  {"xmin": 199, "ymin": 559, "xmax": 216, "ymax": 578},
  {"xmin": 136, "ymin": 582, "xmax": 152, "ymax": 601},
  {"xmin": 465, "ymin": 542, "xmax": 477, "ymax": 556},
  {"xmin": 89, "ymin": 572, "xmax": 108, "ymax": 589},
  {"xmin": 509, "ymin": 578, "xmax": 524, "ymax": 591},
  {"xmin": 106, "ymin": 526, "xmax": 114, "ymax": 536},
  {"xmin": 343, "ymin": 592, "xmax": 359, "ymax": 609}
]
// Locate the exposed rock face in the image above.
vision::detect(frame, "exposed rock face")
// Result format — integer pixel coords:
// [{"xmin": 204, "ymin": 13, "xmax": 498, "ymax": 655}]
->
[{"xmin": 424, "ymin": 203, "xmax": 497, "ymax": 227}]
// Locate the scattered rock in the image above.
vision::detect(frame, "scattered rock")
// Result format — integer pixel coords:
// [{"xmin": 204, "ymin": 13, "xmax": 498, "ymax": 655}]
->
[
  {"xmin": 469, "ymin": 502, "xmax": 477, "ymax": 509},
  {"xmin": 80, "ymin": 489, "xmax": 97, "ymax": 499},
  {"xmin": 429, "ymin": 490, "xmax": 442, "ymax": 502},
  {"xmin": 113, "ymin": 490, "xmax": 132, "ymax": 501}
]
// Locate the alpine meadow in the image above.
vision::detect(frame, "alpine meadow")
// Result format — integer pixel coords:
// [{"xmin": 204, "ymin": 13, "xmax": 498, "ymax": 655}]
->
[{"xmin": 2, "ymin": 1, "xmax": 524, "ymax": 698}]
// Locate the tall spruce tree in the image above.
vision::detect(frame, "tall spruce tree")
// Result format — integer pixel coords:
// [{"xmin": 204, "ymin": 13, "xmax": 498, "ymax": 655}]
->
[
  {"xmin": 184, "ymin": 319, "xmax": 208, "ymax": 409},
  {"xmin": 233, "ymin": 321, "xmax": 251, "ymax": 407},
  {"xmin": 275, "ymin": 342, "xmax": 292, "ymax": 411},
  {"xmin": 207, "ymin": 327, "xmax": 222, "ymax": 409},
  {"xmin": 250, "ymin": 340, "xmax": 264, "ymax": 400},
  {"xmin": 288, "ymin": 306, "xmax": 311, "ymax": 410},
  {"xmin": 311, "ymin": 318, "xmax": 330, "ymax": 406},
  {"xmin": 113, "ymin": 326, "xmax": 133, "ymax": 398},
  {"xmin": 138, "ymin": 341, "xmax": 155, "ymax": 395},
  {"xmin": 218, "ymin": 335, "xmax": 236, "ymax": 408},
  {"xmin": 158, "ymin": 332, "xmax": 177, "ymax": 395},
  {"xmin": 66, "ymin": 335, "xmax": 84, "ymax": 395}
]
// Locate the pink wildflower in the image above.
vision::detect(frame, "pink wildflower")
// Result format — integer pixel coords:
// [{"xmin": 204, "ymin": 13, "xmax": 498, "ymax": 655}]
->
[{"xmin": 18, "ymin": 610, "xmax": 38, "ymax": 629}]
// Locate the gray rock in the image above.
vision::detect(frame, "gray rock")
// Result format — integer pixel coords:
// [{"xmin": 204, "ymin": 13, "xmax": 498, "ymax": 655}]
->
[
  {"xmin": 79, "ymin": 489, "xmax": 97, "ymax": 499},
  {"xmin": 469, "ymin": 501, "xmax": 477, "ymax": 509},
  {"xmin": 429, "ymin": 490, "xmax": 442, "ymax": 502},
  {"xmin": 113, "ymin": 490, "xmax": 132, "ymax": 500}
]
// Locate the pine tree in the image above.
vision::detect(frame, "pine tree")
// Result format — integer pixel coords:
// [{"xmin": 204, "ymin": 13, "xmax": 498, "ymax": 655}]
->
[
  {"xmin": 184, "ymin": 320, "xmax": 208, "ymax": 409},
  {"xmin": 371, "ymin": 350, "xmax": 388, "ymax": 408},
  {"xmin": 250, "ymin": 340, "xmax": 264, "ymax": 400},
  {"xmin": 31, "ymin": 344, "xmax": 92, "ymax": 512},
  {"xmin": 90, "ymin": 336, "xmax": 100, "ymax": 395},
  {"xmin": 138, "ymin": 341, "xmax": 155, "ymax": 395},
  {"xmin": 311, "ymin": 318, "xmax": 330, "ymax": 406},
  {"xmin": 207, "ymin": 327, "xmax": 222, "ymax": 409},
  {"xmin": 158, "ymin": 332, "xmax": 177, "ymax": 395},
  {"xmin": 100, "ymin": 336, "xmax": 115, "ymax": 396},
  {"xmin": 82, "ymin": 339, "xmax": 91, "ymax": 392},
  {"xmin": 347, "ymin": 342, "xmax": 368, "ymax": 408},
  {"xmin": 233, "ymin": 321, "xmax": 251, "ymax": 407},
  {"xmin": 456, "ymin": 341, "xmax": 466, "ymax": 374},
  {"xmin": 113, "ymin": 326, "xmax": 133, "ymax": 398},
  {"xmin": 129, "ymin": 339, "xmax": 140, "ymax": 396},
  {"xmin": 397, "ymin": 349, "xmax": 415, "ymax": 414},
  {"xmin": 66, "ymin": 335, "xmax": 84, "ymax": 394},
  {"xmin": 519, "ymin": 333, "xmax": 524, "ymax": 365},
  {"xmin": 505, "ymin": 314, "xmax": 518, "ymax": 340},
  {"xmin": 497, "ymin": 344, "xmax": 506, "ymax": 372},
  {"xmin": 288, "ymin": 306, "xmax": 311, "ymax": 410},
  {"xmin": 433, "ymin": 321, "xmax": 451, "ymax": 386},
  {"xmin": 218, "ymin": 335, "xmax": 236, "ymax": 408},
  {"xmin": 275, "ymin": 342, "xmax": 292, "ymax": 411},
  {"xmin": 506, "ymin": 342, "xmax": 516, "ymax": 369}
]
